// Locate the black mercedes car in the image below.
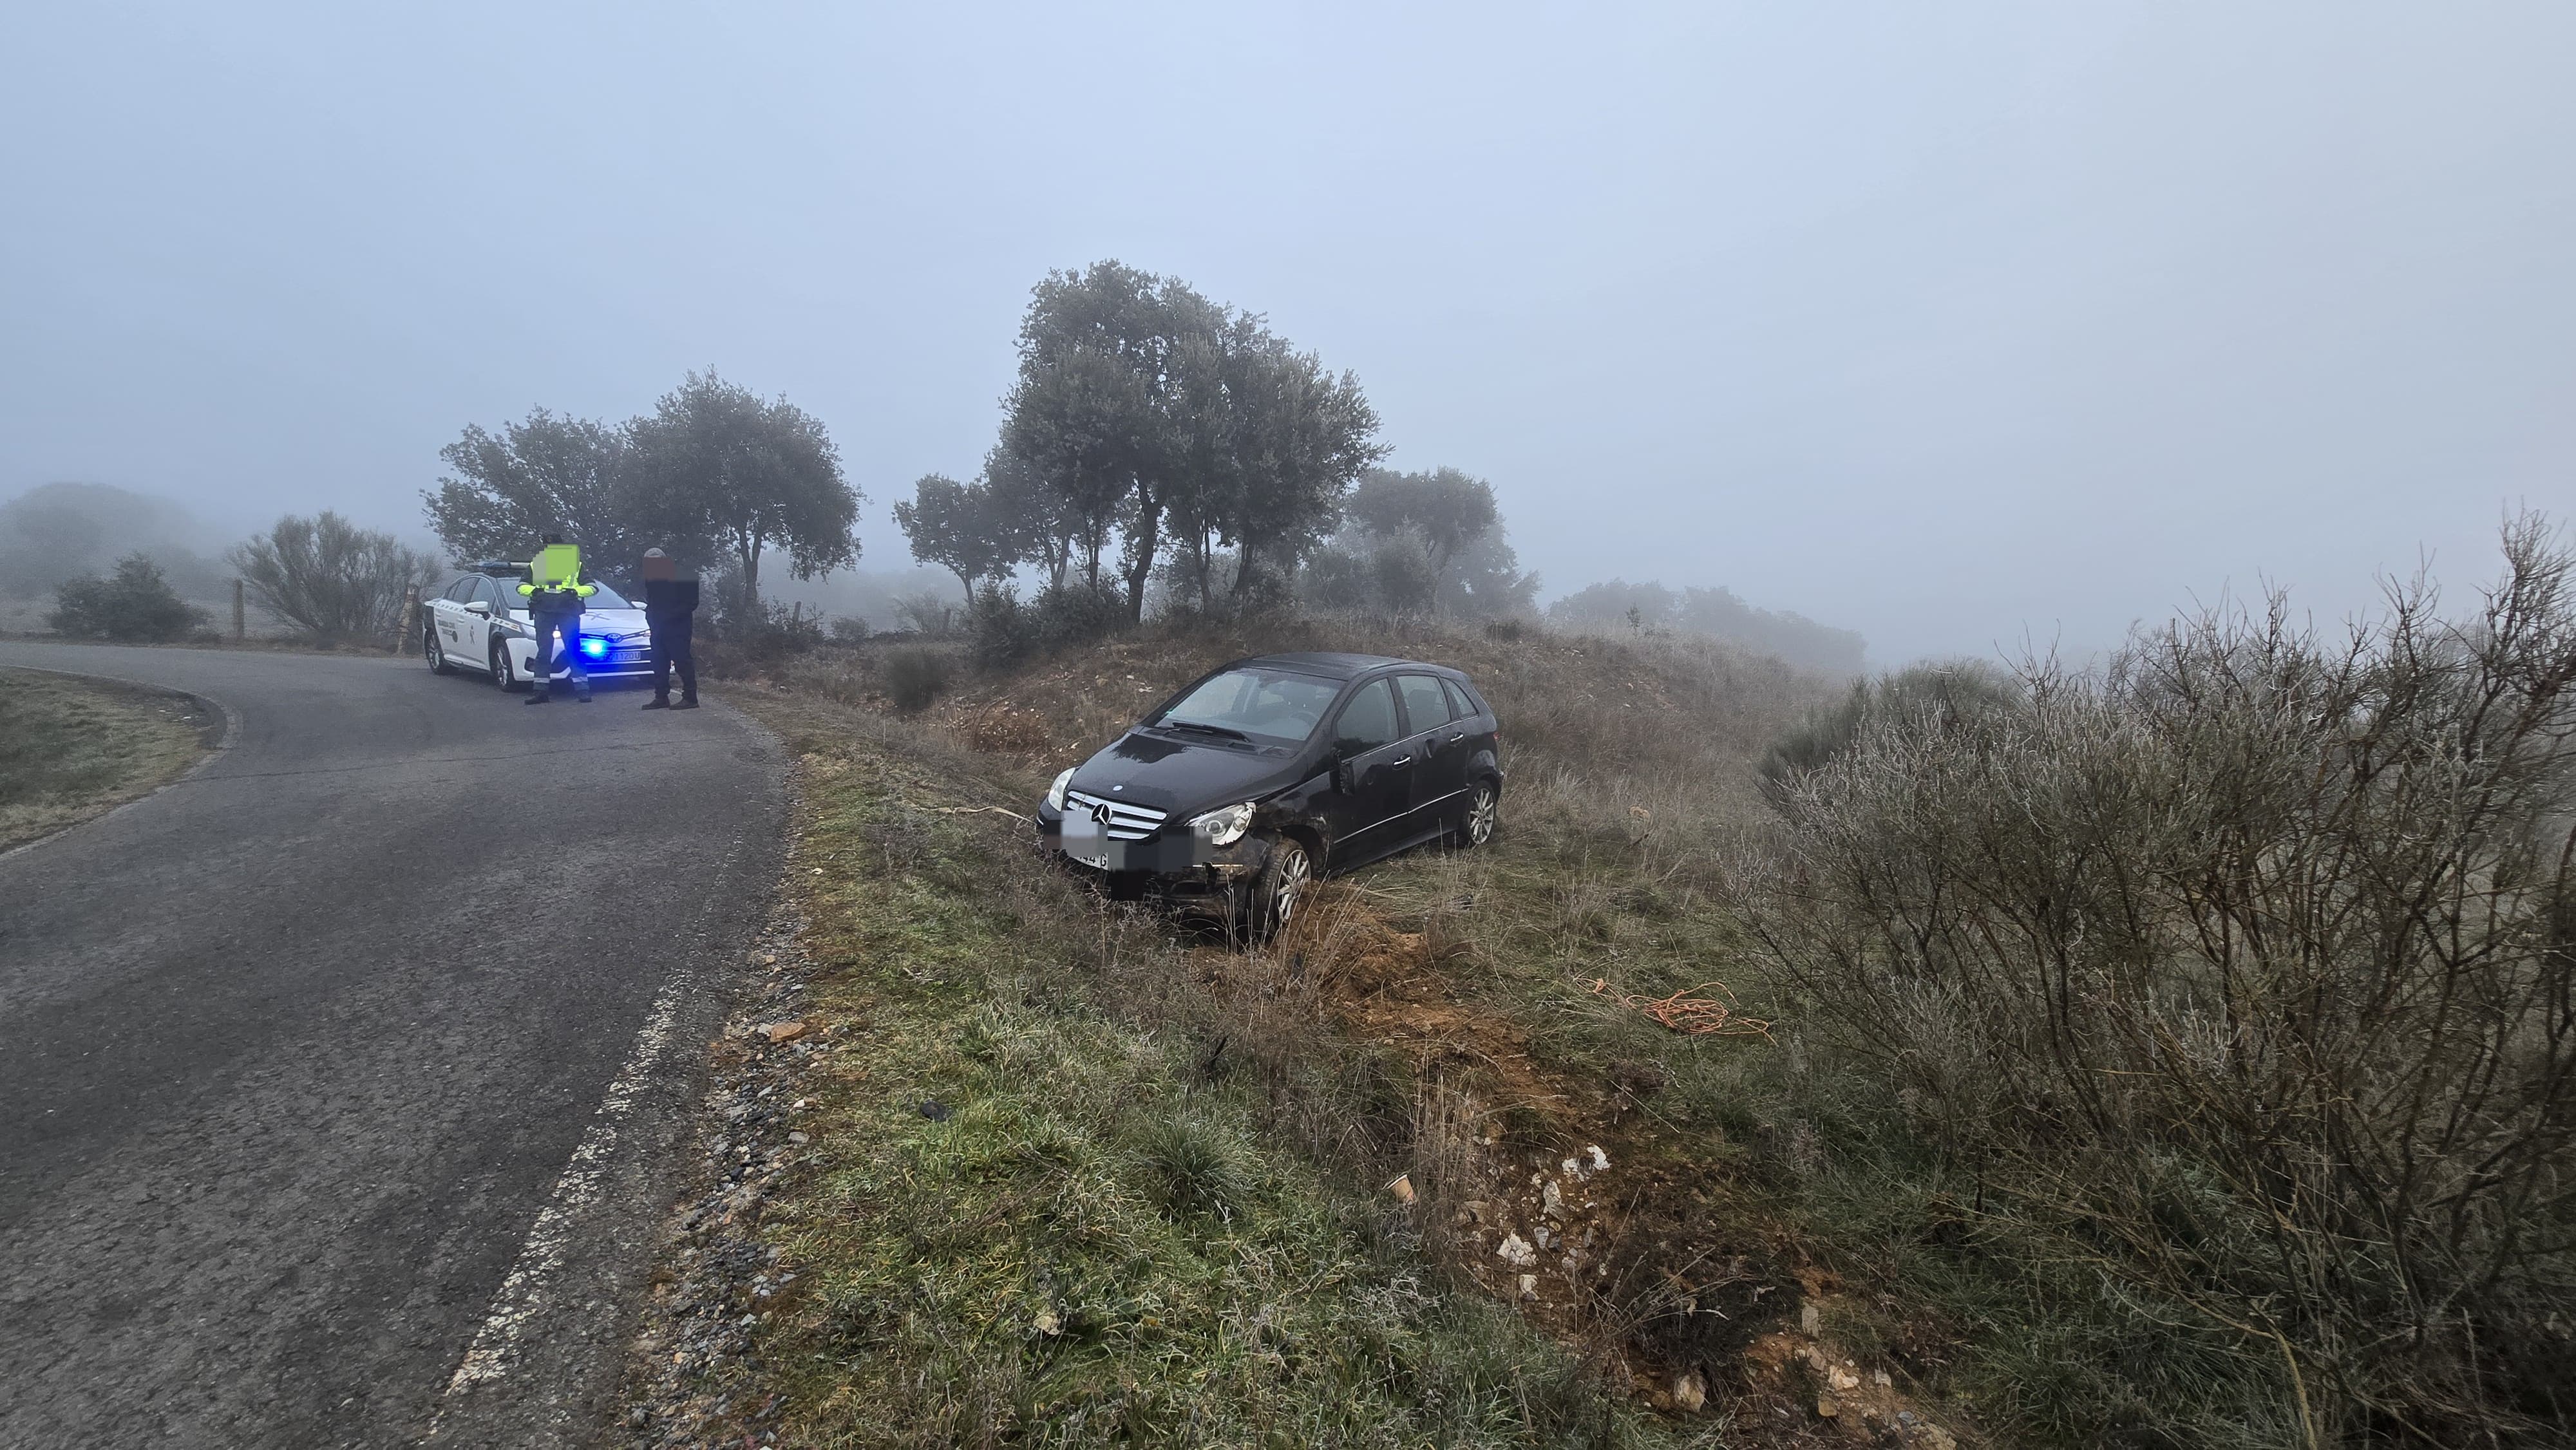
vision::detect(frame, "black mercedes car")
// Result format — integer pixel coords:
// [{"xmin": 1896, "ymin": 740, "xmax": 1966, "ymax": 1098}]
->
[{"xmin": 1036, "ymin": 652, "xmax": 1503, "ymax": 940}]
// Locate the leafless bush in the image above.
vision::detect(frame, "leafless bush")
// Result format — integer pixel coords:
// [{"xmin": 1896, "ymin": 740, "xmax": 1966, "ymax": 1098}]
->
[
  {"xmin": 1731, "ymin": 516, "xmax": 2576, "ymax": 1444},
  {"xmin": 227, "ymin": 511, "xmax": 439, "ymax": 646}
]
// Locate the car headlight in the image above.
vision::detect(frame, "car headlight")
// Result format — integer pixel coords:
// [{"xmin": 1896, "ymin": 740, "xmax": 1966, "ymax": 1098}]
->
[
  {"xmin": 1188, "ymin": 801, "xmax": 1255, "ymax": 847},
  {"xmin": 1046, "ymin": 767, "xmax": 1075, "ymax": 812}
]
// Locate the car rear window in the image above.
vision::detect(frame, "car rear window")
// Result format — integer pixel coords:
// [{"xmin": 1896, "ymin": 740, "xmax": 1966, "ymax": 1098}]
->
[
  {"xmin": 1331, "ymin": 679, "xmax": 1401, "ymax": 755},
  {"xmin": 1153, "ymin": 666, "xmax": 1341, "ymax": 746},
  {"xmin": 1395, "ymin": 675, "xmax": 1450, "ymax": 735},
  {"xmin": 1441, "ymin": 678, "xmax": 1481, "ymax": 722}
]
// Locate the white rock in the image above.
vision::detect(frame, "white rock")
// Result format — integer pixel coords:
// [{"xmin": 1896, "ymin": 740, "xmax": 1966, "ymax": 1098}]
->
[
  {"xmin": 1672, "ymin": 1371, "xmax": 1707, "ymax": 1412},
  {"xmin": 1497, "ymin": 1232, "xmax": 1537, "ymax": 1266}
]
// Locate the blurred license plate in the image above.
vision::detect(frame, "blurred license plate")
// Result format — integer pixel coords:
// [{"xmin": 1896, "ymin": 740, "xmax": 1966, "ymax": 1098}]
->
[{"xmin": 1060, "ymin": 813, "xmax": 1113, "ymax": 871}]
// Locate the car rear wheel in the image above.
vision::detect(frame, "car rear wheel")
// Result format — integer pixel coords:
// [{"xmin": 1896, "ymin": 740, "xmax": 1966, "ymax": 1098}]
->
[
  {"xmin": 1454, "ymin": 779, "xmax": 1499, "ymax": 849},
  {"xmin": 425, "ymin": 626, "xmax": 453, "ymax": 675},
  {"xmin": 1247, "ymin": 834, "xmax": 1312, "ymax": 945},
  {"xmin": 489, "ymin": 637, "xmax": 523, "ymax": 692}
]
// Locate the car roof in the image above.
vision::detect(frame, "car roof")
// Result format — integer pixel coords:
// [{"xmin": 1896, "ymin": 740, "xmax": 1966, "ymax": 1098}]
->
[{"xmin": 1233, "ymin": 652, "xmax": 1466, "ymax": 683}]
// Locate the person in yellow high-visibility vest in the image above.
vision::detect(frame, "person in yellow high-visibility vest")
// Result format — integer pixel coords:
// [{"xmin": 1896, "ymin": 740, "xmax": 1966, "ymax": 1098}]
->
[{"xmin": 516, "ymin": 534, "xmax": 597, "ymax": 704}]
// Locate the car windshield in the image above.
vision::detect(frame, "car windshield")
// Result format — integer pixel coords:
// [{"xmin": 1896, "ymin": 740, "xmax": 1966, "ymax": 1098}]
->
[{"xmin": 1151, "ymin": 667, "xmax": 1341, "ymax": 747}]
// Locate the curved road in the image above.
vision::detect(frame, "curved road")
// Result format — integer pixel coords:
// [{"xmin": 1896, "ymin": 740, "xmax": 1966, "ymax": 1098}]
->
[{"xmin": 0, "ymin": 643, "xmax": 787, "ymax": 1447}]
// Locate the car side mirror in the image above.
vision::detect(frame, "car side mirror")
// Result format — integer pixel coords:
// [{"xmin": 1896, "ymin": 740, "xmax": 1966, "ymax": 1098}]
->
[{"xmin": 463, "ymin": 601, "xmax": 491, "ymax": 617}]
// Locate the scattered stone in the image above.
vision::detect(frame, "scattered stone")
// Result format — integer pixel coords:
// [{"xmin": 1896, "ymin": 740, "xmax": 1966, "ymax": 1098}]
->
[
  {"xmin": 1672, "ymin": 1371, "xmax": 1706, "ymax": 1413},
  {"xmin": 918, "ymin": 1100, "xmax": 951, "ymax": 1121},
  {"xmin": 1033, "ymin": 1310, "xmax": 1062, "ymax": 1336},
  {"xmin": 786, "ymin": 1132, "xmax": 809, "ymax": 1145},
  {"xmin": 1799, "ymin": 1301, "xmax": 1821, "ymax": 1334},
  {"xmin": 1873, "ymin": 1368, "xmax": 1893, "ymax": 1389},
  {"xmin": 1459, "ymin": 1199, "xmax": 1490, "ymax": 1225},
  {"xmin": 1516, "ymin": 1274, "xmax": 1539, "ymax": 1301},
  {"xmin": 1497, "ymin": 1232, "xmax": 1537, "ymax": 1266},
  {"xmin": 759, "ymin": 1021, "xmax": 807, "ymax": 1044},
  {"xmin": 1539, "ymin": 1179, "xmax": 1565, "ymax": 1218},
  {"xmin": 1828, "ymin": 1364, "xmax": 1861, "ymax": 1392},
  {"xmin": 1584, "ymin": 1144, "xmax": 1609, "ymax": 1172},
  {"xmin": 1533, "ymin": 1225, "xmax": 1553, "ymax": 1250},
  {"xmin": 1815, "ymin": 1393, "xmax": 1841, "ymax": 1419}
]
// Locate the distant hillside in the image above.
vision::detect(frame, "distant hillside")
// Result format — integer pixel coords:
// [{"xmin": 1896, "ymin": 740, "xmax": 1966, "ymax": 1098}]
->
[
  {"xmin": 1546, "ymin": 578, "xmax": 1866, "ymax": 675},
  {"xmin": 0, "ymin": 483, "xmax": 231, "ymax": 603}
]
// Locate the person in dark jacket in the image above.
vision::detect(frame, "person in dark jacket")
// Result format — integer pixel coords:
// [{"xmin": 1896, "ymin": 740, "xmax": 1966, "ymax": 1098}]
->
[
  {"xmin": 516, "ymin": 534, "xmax": 594, "ymax": 705},
  {"xmin": 639, "ymin": 547, "xmax": 699, "ymax": 710}
]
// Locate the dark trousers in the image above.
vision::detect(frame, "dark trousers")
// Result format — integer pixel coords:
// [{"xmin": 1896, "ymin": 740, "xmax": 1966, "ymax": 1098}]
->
[
  {"xmin": 530, "ymin": 612, "xmax": 588, "ymax": 697},
  {"xmin": 650, "ymin": 614, "xmax": 696, "ymax": 700}
]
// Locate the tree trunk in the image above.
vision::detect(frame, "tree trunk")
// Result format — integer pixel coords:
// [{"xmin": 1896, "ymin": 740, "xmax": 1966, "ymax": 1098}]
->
[
  {"xmin": 737, "ymin": 531, "xmax": 762, "ymax": 612},
  {"xmin": 1122, "ymin": 491, "xmax": 1160, "ymax": 623},
  {"xmin": 954, "ymin": 568, "xmax": 976, "ymax": 610}
]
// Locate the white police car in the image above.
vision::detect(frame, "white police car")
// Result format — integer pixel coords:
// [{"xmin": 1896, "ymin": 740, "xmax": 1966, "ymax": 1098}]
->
[{"xmin": 421, "ymin": 569, "xmax": 656, "ymax": 691}]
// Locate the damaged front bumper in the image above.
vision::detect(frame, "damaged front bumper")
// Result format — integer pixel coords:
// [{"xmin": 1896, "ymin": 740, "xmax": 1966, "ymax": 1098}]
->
[{"xmin": 1034, "ymin": 802, "xmax": 1272, "ymax": 910}]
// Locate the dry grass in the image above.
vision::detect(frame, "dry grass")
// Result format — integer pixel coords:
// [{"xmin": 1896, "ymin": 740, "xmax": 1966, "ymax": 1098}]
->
[
  {"xmin": 689, "ymin": 688, "xmax": 1683, "ymax": 1447},
  {"xmin": 0, "ymin": 668, "xmax": 216, "ymax": 851}
]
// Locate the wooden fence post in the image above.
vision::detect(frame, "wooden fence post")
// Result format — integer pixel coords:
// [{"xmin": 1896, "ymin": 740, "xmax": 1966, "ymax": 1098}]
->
[
  {"xmin": 393, "ymin": 587, "xmax": 419, "ymax": 654},
  {"xmin": 232, "ymin": 578, "xmax": 246, "ymax": 641}
]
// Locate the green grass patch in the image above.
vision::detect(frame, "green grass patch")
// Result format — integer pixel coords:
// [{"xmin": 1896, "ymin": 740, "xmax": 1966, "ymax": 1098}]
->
[
  {"xmin": 0, "ymin": 668, "xmax": 213, "ymax": 851},
  {"xmin": 744, "ymin": 722, "xmax": 1685, "ymax": 1448}
]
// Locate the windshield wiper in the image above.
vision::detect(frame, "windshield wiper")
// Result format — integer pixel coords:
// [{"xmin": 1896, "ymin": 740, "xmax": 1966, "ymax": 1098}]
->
[{"xmin": 1161, "ymin": 720, "xmax": 1251, "ymax": 742}]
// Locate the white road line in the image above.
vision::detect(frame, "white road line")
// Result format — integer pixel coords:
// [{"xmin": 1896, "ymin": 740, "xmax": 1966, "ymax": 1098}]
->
[{"xmin": 432, "ymin": 968, "xmax": 687, "ymax": 1411}]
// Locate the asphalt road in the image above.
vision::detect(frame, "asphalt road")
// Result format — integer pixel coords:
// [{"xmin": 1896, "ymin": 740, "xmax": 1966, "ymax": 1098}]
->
[{"xmin": 0, "ymin": 643, "xmax": 787, "ymax": 1448}]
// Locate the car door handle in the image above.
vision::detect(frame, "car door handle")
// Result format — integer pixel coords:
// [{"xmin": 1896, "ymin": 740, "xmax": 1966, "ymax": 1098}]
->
[
  {"xmin": 1390, "ymin": 755, "xmax": 1412, "ymax": 767},
  {"xmin": 1447, "ymin": 732, "xmax": 1466, "ymax": 742}
]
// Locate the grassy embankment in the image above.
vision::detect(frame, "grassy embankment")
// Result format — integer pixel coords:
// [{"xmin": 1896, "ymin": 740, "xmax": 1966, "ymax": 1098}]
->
[
  {"xmin": 689, "ymin": 682, "xmax": 1683, "ymax": 1447},
  {"xmin": 660, "ymin": 616, "xmax": 1964, "ymax": 1447},
  {"xmin": 670, "ymin": 608, "xmax": 2349, "ymax": 1447},
  {"xmin": 0, "ymin": 668, "xmax": 216, "ymax": 851}
]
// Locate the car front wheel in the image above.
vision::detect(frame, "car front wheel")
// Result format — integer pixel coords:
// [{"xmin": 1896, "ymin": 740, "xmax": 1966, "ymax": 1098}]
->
[
  {"xmin": 425, "ymin": 626, "xmax": 453, "ymax": 675},
  {"xmin": 1245, "ymin": 834, "xmax": 1312, "ymax": 946},
  {"xmin": 489, "ymin": 637, "xmax": 522, "ymax": 692}
]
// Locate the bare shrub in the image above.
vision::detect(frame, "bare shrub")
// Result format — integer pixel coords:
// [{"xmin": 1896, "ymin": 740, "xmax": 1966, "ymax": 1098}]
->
[
  {"xmin": 228, "ymin": 512, "xmax": 439, "ymax": 646},
  {"xmin": 1731, "ymin": 515, "xmax": 2576, "ymax": 1444},
  {"xmin": 882, "ymin": 648, "xmax": 952, "ymax": 714}
]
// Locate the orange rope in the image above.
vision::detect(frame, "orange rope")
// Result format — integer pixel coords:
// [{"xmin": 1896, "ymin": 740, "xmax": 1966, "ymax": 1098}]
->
[{"xmin": 1589, "ymin": 978, "xmax": 1772, "ymax": 1039}]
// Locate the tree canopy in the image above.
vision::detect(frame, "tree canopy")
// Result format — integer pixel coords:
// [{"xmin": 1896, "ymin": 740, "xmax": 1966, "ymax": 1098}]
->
[
  {"xmin": 893, "ymin": 473, "xmax": 1021, "ymax": 607},
  {"xmin": 939, "ymin": 259, "xmax": 1383, "ymax": 621},
  {"xmin": 423, "ymin": 372, "xmax": 860, "ymax": 605},
  {"xmin": 626, "ymin": 371, "xmax": 859, "ymax": 608},
  {"xmin": 425, "ymin": 410, "xmax": 647, "ymax": 570}
]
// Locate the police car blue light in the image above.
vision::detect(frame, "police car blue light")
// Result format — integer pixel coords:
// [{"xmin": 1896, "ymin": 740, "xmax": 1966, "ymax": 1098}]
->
[{"xmin": 579, "ymin": 637, "xmax": 609, "ymax": 659}]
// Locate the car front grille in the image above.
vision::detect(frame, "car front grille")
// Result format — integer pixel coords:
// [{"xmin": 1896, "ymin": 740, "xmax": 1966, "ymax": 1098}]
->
[{"xmin": 1063, "ymin": 789, "xmax": 1167, "ymax": 841}]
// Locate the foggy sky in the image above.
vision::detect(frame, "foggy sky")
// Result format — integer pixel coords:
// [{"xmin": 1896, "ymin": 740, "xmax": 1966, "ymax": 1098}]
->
[{"xmin": 5, "ymin": 2, "xmax": 2570, "ymax": 665}]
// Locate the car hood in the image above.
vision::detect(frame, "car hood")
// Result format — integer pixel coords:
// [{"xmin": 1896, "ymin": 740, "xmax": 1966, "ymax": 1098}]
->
[
  {"xmin": 506, "ymin": 606, "xmax": 648, "ymax": 636},
  {"xmin": 1068, "ymin": 730, "xmax": 1315, "ymax": 819}
]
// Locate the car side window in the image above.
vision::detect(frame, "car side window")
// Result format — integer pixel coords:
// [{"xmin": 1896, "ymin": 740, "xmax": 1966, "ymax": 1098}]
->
[
  {"xmin": 444, "ymin": 579, "xmax": 474, "ymax": 603},
  {"xmin": 1330, "ymin": 679, "xmax": 1399, "ymax": 756},
  {"xmin": 475, "ymin": 578, "xmax": 506, "ymax": 610},
  {"xmin": 1441, "ymin": 679, "xmax": 1477, "ymax": 722},
  {"xmin": 1395, "ymin": 675, "xmax": 1449, "ymax": 737}
]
